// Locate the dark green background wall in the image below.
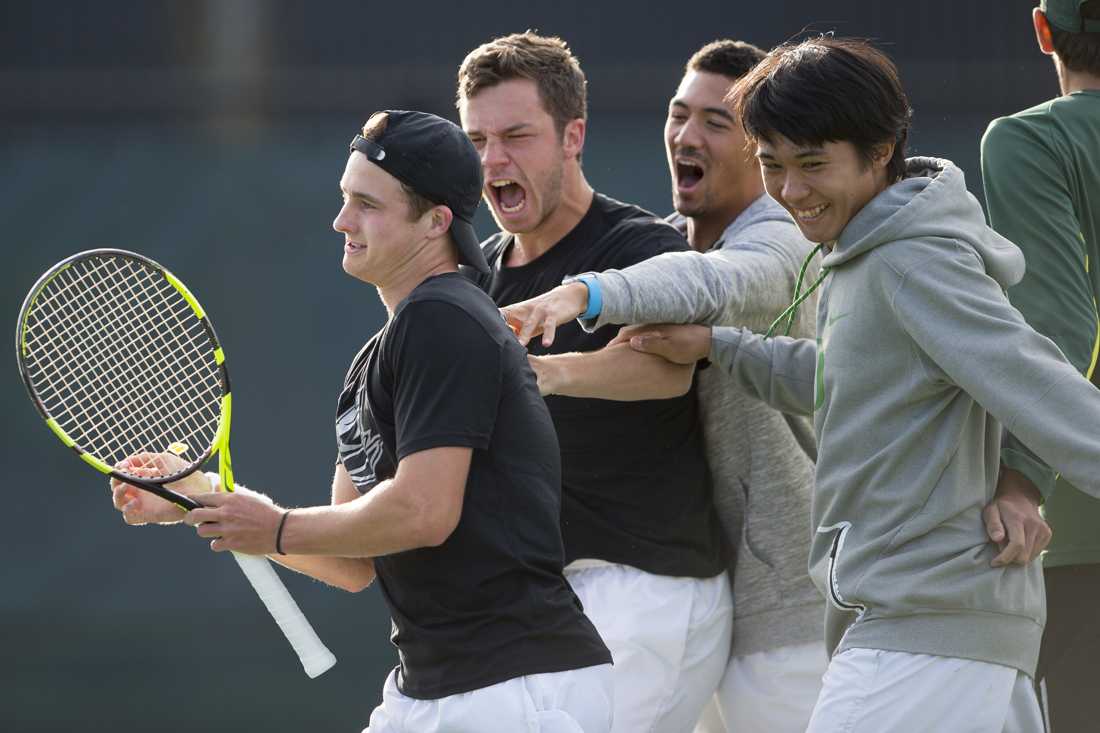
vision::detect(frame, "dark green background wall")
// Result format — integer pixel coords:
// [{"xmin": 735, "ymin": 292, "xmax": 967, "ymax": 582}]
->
[{"xmin": 1, "ymin": 1, "xmax": 1057, "ymax": 730}]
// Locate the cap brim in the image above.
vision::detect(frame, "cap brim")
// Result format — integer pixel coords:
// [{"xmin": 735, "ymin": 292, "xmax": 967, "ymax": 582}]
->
[{"xmin": 451, "ymin": 217, "xmax": 489, "ymax": 273}]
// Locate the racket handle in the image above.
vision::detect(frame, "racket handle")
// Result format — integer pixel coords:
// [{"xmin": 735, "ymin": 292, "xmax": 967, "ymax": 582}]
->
[{"xmin": 230, "ymin": 551, "xmax": 337, "ymax": 678}]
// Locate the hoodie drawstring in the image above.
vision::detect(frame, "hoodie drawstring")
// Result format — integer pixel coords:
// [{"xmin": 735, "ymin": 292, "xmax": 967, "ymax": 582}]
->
[{"xmin": 765, "ymin": 243, "xmax": 829, "ymax": 338}]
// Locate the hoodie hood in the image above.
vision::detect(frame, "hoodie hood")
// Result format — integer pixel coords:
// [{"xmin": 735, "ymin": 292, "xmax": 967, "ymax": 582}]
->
[{"xmin": 822, "ymin": 157, "xmax": 1025, "ymax": 289}]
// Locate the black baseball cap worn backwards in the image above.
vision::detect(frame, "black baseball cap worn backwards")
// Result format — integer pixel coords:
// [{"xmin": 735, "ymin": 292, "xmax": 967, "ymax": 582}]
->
[
  {"xmin": 350, "ymin": 110, "xmax": 490, "ymax": 273},
  {"xmin": 1042, "ymin": 0, "xmax": 1100, "ymax": 32}
]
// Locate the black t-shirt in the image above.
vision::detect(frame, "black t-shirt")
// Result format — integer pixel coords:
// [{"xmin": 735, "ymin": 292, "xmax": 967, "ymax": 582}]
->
[
  {"xmin": 335, "ymin": 272, "xmax": 610, "ymax": 700},
  {"xmin": 465, "ymin": 193, "xmax": 729, "ymax": 578}
]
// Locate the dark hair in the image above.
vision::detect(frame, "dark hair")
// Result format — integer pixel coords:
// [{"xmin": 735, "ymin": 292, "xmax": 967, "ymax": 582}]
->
[
  {"xmin": 729, "ymin": 37, "xmax": 912, "ymax": 183},
  {"xmin": 1050, "ymin": 0, "xmax": 1100, "ymax": 75},
  {"xmin": 361, "ymin": 112, "xmax": 436, "ymax": 221},
  {"xmin": 457, "ymin": 31, "xmax": 587, "ymax": 135},
  {"xmin": 687, "ymin": 39, "xmax": 767, "ymax": 80}
]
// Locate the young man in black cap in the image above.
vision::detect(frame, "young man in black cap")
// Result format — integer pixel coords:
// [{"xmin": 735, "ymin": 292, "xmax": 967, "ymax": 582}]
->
[
  {"xmin": 981, "ymin": 1, "xmax": 1100, "ymax": 728},
  {"xmin": 109, "ymin": 109, "xmax": 613, "ymax": 733}
]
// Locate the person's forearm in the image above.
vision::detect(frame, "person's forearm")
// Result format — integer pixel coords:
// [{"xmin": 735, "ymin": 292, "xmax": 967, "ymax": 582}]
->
[
  {"xmin": 534, "ymin": 344, "xmax": 693, "ymax": 401},
  {"xmin": 215, "ymin": 468, "xmax": 378, "ymax": 591},
  {"xmin": 277, "ymin": 447, "xmax": 469, "ymax": 559},
  {"xmin": 585, "ymin": 242, "xmax": 812, "ymax": 333},
  {"xmin": 1001, "ymin": 434, "xmax": 1059, "ymax": 499},
  {"xmin": 196, "ymin": 453, "xmax": 466, "ymax": 581},
  {"xmin": 710, "ymin": 327, "xmax": 817, "ymax": 416},
  {"xmin": 277, "ymin": 476, "xmax": 445, "ymax": 558},
  {"xmin": 977, "ymin": 365, "xmax": 1100, "ymax": 501},
  {"xmin": 269, "ymin": 553, "xmax": 376, "ymax": 592}
]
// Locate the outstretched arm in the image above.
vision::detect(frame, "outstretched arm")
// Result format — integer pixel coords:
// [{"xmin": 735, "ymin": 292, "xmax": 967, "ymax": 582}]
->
[
  {"xmin": 709, "ymin": 326, "xmax": 817, "ymax": 416},
  {"xmin": 528, "ymin": 340, "xmax": 694, "ymax": 401},
  {"xmin": 586, "ymin": 239, "xmax": 814, "ymax": 331},
  {"xmin": 503, "ymin": 230, "xmax": 817, "ymax": 346},
  {"xmin": 622, "ymin": 323, "xmax": 817, "ymax": 416},
  {"xmin": 895, "ymin": 243, "xmax": 1100, "ymax": 500},
  {"xmin": 505, "ymin": 282, "xmax": 589, "ymax": 348}
]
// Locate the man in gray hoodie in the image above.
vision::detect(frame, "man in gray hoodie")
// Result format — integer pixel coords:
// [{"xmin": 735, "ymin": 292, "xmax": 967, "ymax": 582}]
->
[{"xmin": 508, "ymin": 37, "xmax": 1066, "ymax": 733}]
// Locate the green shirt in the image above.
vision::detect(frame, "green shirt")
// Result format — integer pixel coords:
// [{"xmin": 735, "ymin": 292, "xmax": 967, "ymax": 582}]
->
[{"xmin": 981, "ymin": 90, "xmax": 1100, "ymax": 567}]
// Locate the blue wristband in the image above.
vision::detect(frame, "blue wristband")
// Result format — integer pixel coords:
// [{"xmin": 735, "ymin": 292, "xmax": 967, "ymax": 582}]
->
[{"xmin": 567, "ymin": 274, "xmax": 602, "ymax": 320}]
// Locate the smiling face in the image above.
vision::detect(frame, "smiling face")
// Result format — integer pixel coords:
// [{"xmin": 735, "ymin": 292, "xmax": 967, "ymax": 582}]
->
[
  {"xmin": 332, "ymin": 152, "xmax": 430, "ymax": 286},
  {"xmin": 665, "ymin": 69, "xmax": 753, "ymax": 219},
  {"xmin": 459, "ymin": 78, "xmax": 577, "ymax": 235},
  {"xmin": 756, "ymin": 136, "xmax": 891, "ymax": 244}
]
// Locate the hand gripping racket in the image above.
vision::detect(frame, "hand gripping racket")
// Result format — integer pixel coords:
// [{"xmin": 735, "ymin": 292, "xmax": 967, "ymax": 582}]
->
[{"xmin": 16, "ymin": 248, "xmax": 337, "ymax": 678}]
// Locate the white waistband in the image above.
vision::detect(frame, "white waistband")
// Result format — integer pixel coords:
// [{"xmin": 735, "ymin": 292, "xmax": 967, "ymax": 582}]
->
[{"xmin": 564, "ymin": 558, "xmax": 617, "ymax": 572}]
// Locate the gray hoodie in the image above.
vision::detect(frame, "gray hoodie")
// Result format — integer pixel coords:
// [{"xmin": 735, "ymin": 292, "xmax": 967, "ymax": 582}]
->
[
  {"xmin": 712, "ymin": 158, "xmax": 1100, "ymax": 675},
  {"xmin": 578, "ymin": 194, "xmax": 825, "ymax": 657}
]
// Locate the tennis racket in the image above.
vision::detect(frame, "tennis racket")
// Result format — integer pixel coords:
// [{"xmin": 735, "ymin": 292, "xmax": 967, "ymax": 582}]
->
[{"xmin": 16, "ymin": 248, "xmax": 337, "ymax": 678}]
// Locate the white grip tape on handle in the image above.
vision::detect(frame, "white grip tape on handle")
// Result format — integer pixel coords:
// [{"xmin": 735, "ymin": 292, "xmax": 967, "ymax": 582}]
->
[{"xmin": 231, "ymin": 551, "xmax": 337, "ymax": 678}]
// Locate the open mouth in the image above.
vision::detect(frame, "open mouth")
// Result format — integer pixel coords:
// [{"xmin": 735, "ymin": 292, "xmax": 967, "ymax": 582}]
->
[
  {"xmin": 675, "ymin": 160, "xmax": 705, "ymax": 191},
  {"xmin": 344, "ymin": 241, "xmax": 367, "ymax": 254},
  {"xmin": 793, "ymin": 203, "xmax": 829, "ymax": 221},
  {"xmin": 489, "ymin": 179, "xmax": 527, "ymax": 215}
]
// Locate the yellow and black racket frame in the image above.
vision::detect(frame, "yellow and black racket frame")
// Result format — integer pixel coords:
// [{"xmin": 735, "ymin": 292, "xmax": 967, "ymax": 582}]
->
[{"xmin": 16, "ymin": 248, "xmax": 234, "ymax": 511}]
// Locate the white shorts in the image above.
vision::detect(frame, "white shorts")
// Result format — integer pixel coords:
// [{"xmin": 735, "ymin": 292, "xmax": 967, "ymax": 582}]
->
[
  {"xmin": 807, "ymin": 648, "xmax": 1044, "ymax": 733},
  {"xmin": 363, "ymin": 663, "xmax": 613, "ymax": 733},
  {"xmin": 565, "ymin": 561, "xmax": 733, "ymax": 733},
  {"xmin": 694, "ymin": 639, "xmax": 828, "ymax": 733}
]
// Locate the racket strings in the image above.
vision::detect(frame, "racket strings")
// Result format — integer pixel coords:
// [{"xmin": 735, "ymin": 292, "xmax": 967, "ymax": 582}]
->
[
  {"xmin": 38, "ymin": 301, "xmax": 206, "ymax": 464},
  {"xmin": 29, "ymin": 262, "xmax": 215, "ymax": 463},
  {"xmin": 38, "ymin": 258, "xmax": 221, "ymax": 456},
  {"xmin": 51, "ymin": 260, "xmax": 217, "ymax": 454},
  {"xmin": 32, "ymin": 262, "xmax": 195, "ymax": 446},
  {"xmin": 30, "ymin": 259, "xmax": 220, "ymax": 467},
  {"xmin": 33, "ymin": 266, "xmax": 203, "ymax": 449},
  {"xmin": 22, "ymin": 254, "xmax": 222, "ymax": 475}
]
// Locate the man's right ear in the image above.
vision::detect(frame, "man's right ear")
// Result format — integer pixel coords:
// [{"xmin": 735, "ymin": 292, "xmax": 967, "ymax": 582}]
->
[
  {"xmin": 562, "ymin": 118, "xmax": 586, "ymax": 162},
  {"xmin": 1033, "ymin": 7, "xmax": 1056, "ymax": 56}
]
